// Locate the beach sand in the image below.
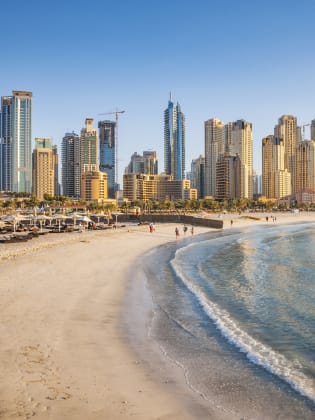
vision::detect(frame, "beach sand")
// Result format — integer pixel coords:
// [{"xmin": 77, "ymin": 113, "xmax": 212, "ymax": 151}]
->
[{"xmin": 0, "ymin": 212, "xmax": 314, "ymax": 419}]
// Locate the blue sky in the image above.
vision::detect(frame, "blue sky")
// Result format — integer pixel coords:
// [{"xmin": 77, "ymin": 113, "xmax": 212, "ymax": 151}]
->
[{"xmin": 2, "ymin": 0, "xmax": 315, "ymax": 183}]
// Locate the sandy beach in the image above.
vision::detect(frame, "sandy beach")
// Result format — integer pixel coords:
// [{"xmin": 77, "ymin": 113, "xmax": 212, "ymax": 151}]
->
[{"xmin": 0, "ymin": 212, "xmax": 314, "ymax": 419}]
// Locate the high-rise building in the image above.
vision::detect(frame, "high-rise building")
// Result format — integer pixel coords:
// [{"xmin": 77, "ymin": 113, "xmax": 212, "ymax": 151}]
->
[
  {"xmin": 52, "ymin": 145, "xmax": 60, "ymax": 195},
  {"xmin": 0, "ymin": 96, "xmax": 13, "ymax": 191},
  {"xmin": 191, "ymin": 155, "xmax": 205, "ymax": 199},
  {"xmin": 12, "ymin": 91, "xmax": 33, "ymax": 193},
  {"xmin": 252, "ymin": 171, "xmax": 262, "ymax": 197},
  {"xmin": 311, "ymin": 119, "xmax": 315, "ymax": 141},
  {"xmin": 215, "ymin": 153, "xmax": 242, "ymax": 201},
  {"xmin": 32, "ymin": 138, "xmax": 56, "ymax": 200},
  {"xmin": 126, "ymin": 151, "xmax": 158, "ymax": 175},
  {"xmin": 231, "ymin": 119, "xmax": 253, "ymax": 199},
  {"xmin": 61, "ymin": 132, "xmax": 80, "ymax": 198},
  {"xmin": 99, "ymin": 120, "xmax": 116, "ymax": 198},
  {"xmin": 80, "ymin": 118, "xmax": 98, "ymax": 174},
  {"xmin": 164, "ymin": 97, "xmax": 185, "ymax": 180},
  {"xmin": 123, "ymin": 173, "xmax": 196, "ymax": 201},
  {"xmin": 224, "ymin": 122, "xmax": 233, "ymax": 154},
  {"xmin": 262, "ymin": 135, "xmax": 291, "ymax": 199},
  {"xmin": 204, "ymin": 118, "xmax": 224, "ymax": 197},
  {"xmin": 0, "ymin": 91, "xmax": 32, "ymax": 192},
  {"xmin": 274, "ymin": 115, "xmax": 299, "ymax": 194},
  {"xmin": 81, "ymin": 171, "xmax": 108, "ymax": 201},
  {"xmin": 295, "ymin": 140, "xmax": 315, "ymax": 193}
]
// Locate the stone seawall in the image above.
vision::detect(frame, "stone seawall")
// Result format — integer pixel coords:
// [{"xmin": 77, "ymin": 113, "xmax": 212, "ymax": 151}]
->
[{"xmin": 126, "ymin": 214, "xmax": 223, "ymax": 229}]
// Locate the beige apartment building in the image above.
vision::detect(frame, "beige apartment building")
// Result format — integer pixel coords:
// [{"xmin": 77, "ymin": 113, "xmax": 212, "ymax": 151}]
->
[
  {"xmin": 274, "ymin": 115, "xmax": 300, "ymax": 194},
  {"xmin": 215, "ymin": 153, "xmax": 242, "ymax": 201},
  {"xmin": 32, "ymin": 138, "xmax": 57, "ymax": 200},
  {"xmin": 80, "ymin": 118, "xmax": 98, "ymax": 174},
  {"xmin": 262, "ymin": 135, "xmax": 291, "ymax": 199},
  {"xmin": 230, "ymin": 120, "xmax": 253, "ymax": 199},
  {"xmin": 295, "ymin": 140, "xmax": 315, "ymax": 193},
  {"xmin": 204, "ymin": 118, "xmax": 224, "ymax": 197},
  {"xmin": 123, "ymin": 173, "xmax": 197, "ymax": 202},
  {"xmin": 81, "ymin": 171, "xmax": 108, "ymax": 202},
  {"xmin": 79, "ymin": 118, "xmax": 109, "ymax": 202}
]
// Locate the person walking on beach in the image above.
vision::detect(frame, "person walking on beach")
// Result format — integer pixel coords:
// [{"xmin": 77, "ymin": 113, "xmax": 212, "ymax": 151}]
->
[
  {"xmin": 191, "ymin": 226, "xmax": 194, "ymax": 235},
  {"xmin": 230, "ymin": 219, "xmax": 233, "ymax": 227},
  {"xmin": 183, "ymin": 225, "xmax": 188, "ymax": 235},
  {"xmin": 175, "ymin": 227, "xmax": 179, "ymax": 239}
]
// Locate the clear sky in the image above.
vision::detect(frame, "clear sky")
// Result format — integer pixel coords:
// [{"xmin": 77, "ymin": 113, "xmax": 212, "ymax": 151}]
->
[{"xmin": 2, "ymin": 0, "xmax": 315, "ymax": 184}]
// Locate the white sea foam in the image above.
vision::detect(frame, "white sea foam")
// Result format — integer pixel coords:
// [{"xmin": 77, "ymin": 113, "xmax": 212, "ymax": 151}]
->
[{"xmin": 170, "ymin": 247, "xmax": 315, "ymax": 404}]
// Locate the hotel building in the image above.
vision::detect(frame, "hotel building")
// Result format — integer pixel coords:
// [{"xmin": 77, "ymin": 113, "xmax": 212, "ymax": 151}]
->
[
  {"xmin": 126, "ymin": 150, "xmax": 158, "ymax": 175},
  {"xmin": 190, "ymin": 155, "xmax": 205, "ymax": 199},
  {"xmin": 32, "ymin": 137, "xmax": 57, "ymax": 200},
  {"xmin": 262, "ymin": 135, "xmax": 291, "ymax": 199},
  {"xmin": 204, "ymin": 118, "xmax": 224, "ymax": 197},
  {"xmin": 0, "ymin": 91, "xmax": 32, "ymax": 193},
  {"xmin": 164, "ymin": 97, "xmax": 185, "ymax": 180},
  {"xmin": 98, "ymin": 120, "xmax": 116, "ymax": 198},
  {"xmin": 230, "ymin": 119, "xmax": 253, "ymax": 199},
  {"xmin": 0, "ymin": 96, "xmax": 13, "ymax": 191},
  {"xmin": 81, "ymin": 171, "xmax": 108, "ymax": 202},
  {"xmin": 215, "ymin": 154, "xmax": 242, "ymax": 201},
  {"xmin": 61, "ymin": 132, "xmax": 80, "ymax": 198},
  {"xmin": 295, "ymin": 140, "xmax": 315, "ymax": 193},
  {"xmin": 274, "ymin": 115, "xmax": 300, "ymax": 194},
  {"xmin": 123, "ymin": 173, "xmax": 197, "ymax": 202}
]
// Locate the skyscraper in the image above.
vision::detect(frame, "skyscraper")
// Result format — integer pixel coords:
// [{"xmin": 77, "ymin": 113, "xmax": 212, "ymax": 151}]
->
[
  {"xmin": 204, "ymin": 118, "xmax": 224, "ymax": 197},
  {"xmin": 311, "ymin": 119, "xmax": 315, "ymax": 141},
  {"xmin": 126, "ymin": 150, "xmax": 158, "ymax": 175},
  {"xmin": 32, "ymin": 137, "xmax": 56, "ymax": 200},
  {"xmin": 98, "ymin": 120, "xmax": 116, "ymax": 198},
  {"xmin": 12, "ymin": 91, "xmax": 33, "ymax": 193},
  {"xmin": 80, "ymin": 118, "xmax": 98, "ymax": 174},
  {"xmin": 216, "ymin": 153, "xmax": 242, "ymax": 201},
  {"xmin": 164, "ymin": 97, "xmax": 185, "ymax": 180},
  {"xmin": 0, "ymin": 96, "xmax": 13, "ymax": 191},
  {"xmin": 295, "ymin": 140, "xmax": 315, "ymax": 193},
  {"xmin": 0, "ymin": 91, "xmax": 32, "ymax": 192},
  {"xmin": 61, "ymin": 132, "xmax": 80, "ymax": 198},
  {"xmin": 274, "ymin": 115, "xmax": 299, "ymax": 194},
  {"xmin": 262, "ymin": 135, "xmax": 291, "ymax": 199},
  {"xmin": 231, "ymin": 119, "xmax": 253, "ymax": 199},
  {"xmin": 191, "ymin": 155, "xmax": 205, "ymax": 199}
]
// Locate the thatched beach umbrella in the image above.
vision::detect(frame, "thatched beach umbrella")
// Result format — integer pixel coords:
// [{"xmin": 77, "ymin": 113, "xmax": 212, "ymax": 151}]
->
[
  {"xmin": 52, "ymin": 214, "xmax": 68, "ymax": 232},
  {"xmin": 34, "ymin": 214, "xmax": 52, "ymax": 232}
]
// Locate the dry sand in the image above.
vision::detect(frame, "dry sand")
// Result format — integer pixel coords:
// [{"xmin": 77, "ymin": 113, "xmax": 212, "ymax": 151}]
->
[{"xmin": 0, "ymin": 212, "xmax": 314, "ymax": 419}]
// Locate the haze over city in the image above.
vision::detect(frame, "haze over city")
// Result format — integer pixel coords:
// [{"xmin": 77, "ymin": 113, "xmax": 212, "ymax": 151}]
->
[{"xmin": 2, "ymin": 0, "xmax": 315, "ymax": 182}]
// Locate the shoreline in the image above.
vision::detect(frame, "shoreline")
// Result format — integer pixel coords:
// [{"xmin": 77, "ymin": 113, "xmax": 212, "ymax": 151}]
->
[{"xmin": 0, "ymin": 213, "xmax": 314, "ymax": 419}]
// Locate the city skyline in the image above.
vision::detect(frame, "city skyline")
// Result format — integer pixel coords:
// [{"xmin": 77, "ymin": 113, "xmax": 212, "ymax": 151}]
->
[{"xmin": 2, "ymin": 0, "xmax": 315, "ymax": 184}]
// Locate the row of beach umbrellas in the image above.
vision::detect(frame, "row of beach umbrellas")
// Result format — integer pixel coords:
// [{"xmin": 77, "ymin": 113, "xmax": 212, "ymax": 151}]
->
[
  {"xmin": 0, "ymin": 213, "xmax": 94, "ymax": 232},
  {"xmin": 0, "ymin": 211, "xmax": 124, "ymax": 232}
]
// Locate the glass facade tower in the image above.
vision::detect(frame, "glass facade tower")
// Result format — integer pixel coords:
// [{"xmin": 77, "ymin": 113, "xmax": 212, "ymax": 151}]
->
[
  {"xmin": 0, "ymin": 91, "xmax": 32, "ymax": 193},
  {"xmin": 164, "ymin": 97, "xmax": 185, "ymax": 180},
  {"xmin": 12, "ymin": 91, "xmax": 33, "ymax": 193},
  {"xmin": 0, "ymin": 96, "xmax": 13, "ymax": 191},
  {"xmin": 61, "ymin": 132, "xmax": 80, "ymax": 198},
  {"xmin": 98, "ymin": 120, "xmax": 116, "ymax": 198}
]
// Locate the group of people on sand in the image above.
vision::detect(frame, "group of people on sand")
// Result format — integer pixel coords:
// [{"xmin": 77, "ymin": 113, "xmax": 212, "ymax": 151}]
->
[{"xmin": 175, "ymin": 225, "xmax": 194, "ymax": 239}]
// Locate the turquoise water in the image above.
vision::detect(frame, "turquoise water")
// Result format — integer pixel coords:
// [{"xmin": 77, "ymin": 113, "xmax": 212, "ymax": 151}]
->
[{"xmin": 140, "ymin": 223, "xmax": 315, "ymax": 419}]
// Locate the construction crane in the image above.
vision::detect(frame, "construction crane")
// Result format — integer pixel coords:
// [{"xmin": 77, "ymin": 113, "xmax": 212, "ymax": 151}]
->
[{"xmin": 98, "ymin": 110, "xmax": 125, "ymax": 194}]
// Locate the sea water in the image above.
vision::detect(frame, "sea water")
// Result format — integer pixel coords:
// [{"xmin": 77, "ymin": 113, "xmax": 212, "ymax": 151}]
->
[{"xmin": 126, "ymin": 223, "xmax": 315, "ymax": 419}]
